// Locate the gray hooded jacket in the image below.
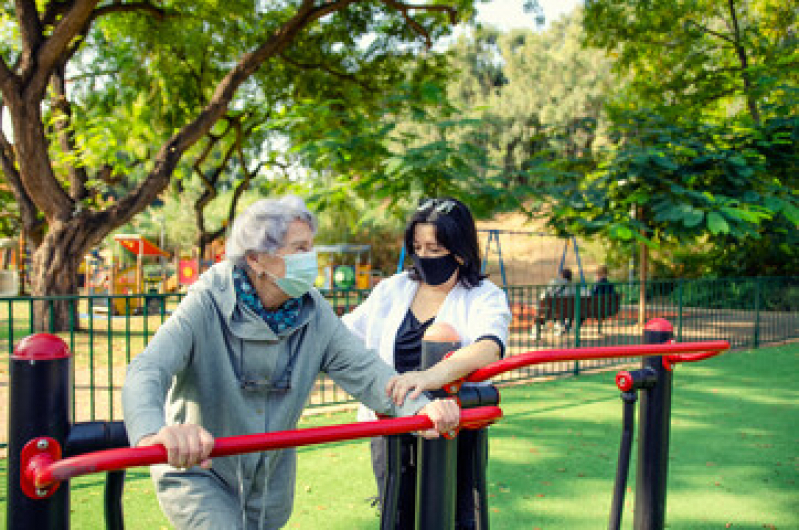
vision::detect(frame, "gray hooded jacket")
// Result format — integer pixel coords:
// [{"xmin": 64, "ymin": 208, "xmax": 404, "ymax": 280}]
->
[{"xmin": 122, "ymin": 261, "xmax": 429, "ymax": 529}]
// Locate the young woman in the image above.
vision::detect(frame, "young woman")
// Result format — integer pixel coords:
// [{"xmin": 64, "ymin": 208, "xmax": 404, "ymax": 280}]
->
[{"xmin": 343, "ymin": 197, "xmax": 512, "ymax": 529}]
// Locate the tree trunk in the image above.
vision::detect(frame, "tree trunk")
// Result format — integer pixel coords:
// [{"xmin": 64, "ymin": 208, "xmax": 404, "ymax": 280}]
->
[{"xmin": 29, "ymin": 217, "xmax": 101, "ymax": 332}]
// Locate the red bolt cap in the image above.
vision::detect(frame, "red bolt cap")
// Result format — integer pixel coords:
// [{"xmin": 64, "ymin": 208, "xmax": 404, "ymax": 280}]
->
[{"xmin": 616, "ymin": 371, "xmax": 634, "ymax": 392}]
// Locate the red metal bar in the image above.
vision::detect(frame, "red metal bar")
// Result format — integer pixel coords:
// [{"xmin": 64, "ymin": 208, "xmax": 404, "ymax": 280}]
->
[
  {"xmin": 467, "ymin": 341, "xmax": 729, "ymax": 382},
  {"xmin": 663, "ymin": 350, "xmax": 724, "ymax": 370},
  {"xmin": 28, "ymin": 406, "xmax": 502, "ymax": 492}
]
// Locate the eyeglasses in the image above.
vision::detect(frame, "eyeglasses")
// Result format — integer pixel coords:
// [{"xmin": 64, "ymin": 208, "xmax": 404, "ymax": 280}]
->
[
  {"xmin": 240, "ymin": 377, "xmax": 291, "ymax": 393},
  {"xmin": 237, "ymin": 344, "xmax": 298, "ymax": 394},
  {"xmin": 417, "ymin": 198, "xmax": 457, "ymax": 215}
]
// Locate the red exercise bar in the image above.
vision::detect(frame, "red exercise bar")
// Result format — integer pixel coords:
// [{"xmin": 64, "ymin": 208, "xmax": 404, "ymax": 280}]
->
[
  {"xmin": 23, "ymin": 406, "xmax": 502, "ymax": 496},
  {"xmin": 467, "ymin": 341, "xmax": 729, "ymax": 383}
]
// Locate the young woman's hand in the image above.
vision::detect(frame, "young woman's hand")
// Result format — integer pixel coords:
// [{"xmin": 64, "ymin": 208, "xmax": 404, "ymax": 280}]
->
[
  {"xmin": 386, "ymin": 370, "xmax": 447, "ymax": 405},
  {"xmin": 137, "ymin": 424, "xmax": 215, "ymax": 470}
]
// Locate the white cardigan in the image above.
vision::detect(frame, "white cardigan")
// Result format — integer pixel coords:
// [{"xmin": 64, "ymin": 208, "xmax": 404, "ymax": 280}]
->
[{"xmin": 342, "ymin": 272, "xmax": 512, "ymax": 421}]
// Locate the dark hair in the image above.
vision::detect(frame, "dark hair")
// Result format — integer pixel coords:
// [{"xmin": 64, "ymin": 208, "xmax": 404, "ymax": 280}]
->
[
  {"xmin": 561, "ymin": 267, "xmax": 573, "ymax": 281},
  {"xmin": 404, "ymin": 197, "xmax": 485, "ymax": 288}
]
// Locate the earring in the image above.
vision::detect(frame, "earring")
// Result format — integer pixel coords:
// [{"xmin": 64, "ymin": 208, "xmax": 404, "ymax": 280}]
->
[{"xmin": 257, "ymin": 270, "xmax": 267, "ymax": 279}]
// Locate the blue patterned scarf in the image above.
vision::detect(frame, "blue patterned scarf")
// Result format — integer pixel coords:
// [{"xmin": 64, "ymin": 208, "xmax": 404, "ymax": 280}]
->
[{"xmin": 232, "ymin": 266, "xmax": 301, "ymax": 333}]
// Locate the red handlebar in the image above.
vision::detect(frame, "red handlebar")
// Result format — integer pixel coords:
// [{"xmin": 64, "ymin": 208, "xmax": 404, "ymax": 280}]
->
[
  {"xmin": 467, "ymin": 341, "xmax": 729, "ymax": 382},
  {"xmin": 23, "ymin": 406, "xmax": 502, "ymax": 497}
]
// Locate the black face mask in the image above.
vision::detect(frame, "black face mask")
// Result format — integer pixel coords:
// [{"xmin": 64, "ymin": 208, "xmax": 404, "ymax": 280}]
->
[{"xmin": 412, "ymin": 254, "xmax": 459, "ymax": 286}]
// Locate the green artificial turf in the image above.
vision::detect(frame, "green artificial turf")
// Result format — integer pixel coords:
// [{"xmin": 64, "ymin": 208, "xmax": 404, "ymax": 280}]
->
[{"xmin": 1, "ymin": 343, "xmax": 796, "ymax": 529}]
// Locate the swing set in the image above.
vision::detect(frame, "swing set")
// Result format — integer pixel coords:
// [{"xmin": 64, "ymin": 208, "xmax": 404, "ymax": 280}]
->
[{"xmin": 397, "ymin": 229, "xmax": 586, "ymax": 288}]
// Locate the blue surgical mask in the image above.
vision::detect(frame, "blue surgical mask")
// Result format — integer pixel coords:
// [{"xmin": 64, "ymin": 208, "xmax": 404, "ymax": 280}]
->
[{"xmin": 268, "ymin": 250, "xmax": 318, "ymax": 298}]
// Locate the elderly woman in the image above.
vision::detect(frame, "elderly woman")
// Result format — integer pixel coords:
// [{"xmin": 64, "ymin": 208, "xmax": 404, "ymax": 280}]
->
[{"xmin": 122, "ymin": 195, "xmax": 459, "ymax": 530}]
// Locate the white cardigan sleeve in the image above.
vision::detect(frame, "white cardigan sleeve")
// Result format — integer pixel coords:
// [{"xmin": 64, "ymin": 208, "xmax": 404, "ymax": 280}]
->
[{"xmin": 463, "ymin": 282, "xmax": 512, "ymax": 352}]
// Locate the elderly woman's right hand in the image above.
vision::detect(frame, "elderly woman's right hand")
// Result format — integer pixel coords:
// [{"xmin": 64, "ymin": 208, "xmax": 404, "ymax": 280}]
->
[{"xmin": 137, "ymin": 424, "xmax": 215, "ymax": 470}]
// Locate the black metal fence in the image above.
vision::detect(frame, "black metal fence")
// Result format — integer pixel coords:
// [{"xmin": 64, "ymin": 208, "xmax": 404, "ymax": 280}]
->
[{"xmin": 1, "ymin": 276, "xmax": 797, "ymax": 451}]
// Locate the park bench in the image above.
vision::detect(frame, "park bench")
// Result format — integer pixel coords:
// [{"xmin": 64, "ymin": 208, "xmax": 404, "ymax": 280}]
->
[{"xmin": 531, "ymin": 291, "xmax": 621, "ymax": 338}]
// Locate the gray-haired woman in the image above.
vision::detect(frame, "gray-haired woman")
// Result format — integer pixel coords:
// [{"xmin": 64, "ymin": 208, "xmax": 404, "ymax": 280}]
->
[{"xmin": 122, "ymin": 195, "xmax": 459, "ymax": 530}]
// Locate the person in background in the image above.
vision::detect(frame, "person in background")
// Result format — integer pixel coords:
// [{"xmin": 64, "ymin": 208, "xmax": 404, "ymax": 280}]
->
[
  {"xmin": 122, "ymin": 196, "xmax": 459, "ymax": 530},
  {"xmin": 343, "ymin": 197, "xmax": 512, "ymax": 530},
  {"xmin": 591, "ymin": 265, "xmax": 616, "ymax": 335},
  {"xmin": 531, "ymin": 267, "xmax": 576, "ymax": 339}
]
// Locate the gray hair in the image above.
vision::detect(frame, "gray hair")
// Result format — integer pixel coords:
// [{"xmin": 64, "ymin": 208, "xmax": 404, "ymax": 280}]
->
[{"xmin": 225, "ymin": 195, "xmax": 318, "ymax": 268}]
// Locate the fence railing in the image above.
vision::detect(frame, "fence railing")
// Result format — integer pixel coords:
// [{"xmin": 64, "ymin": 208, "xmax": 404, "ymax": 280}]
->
[{"xmin": 1, "ymin": 276, "xmax": 796, "ymax": 451}]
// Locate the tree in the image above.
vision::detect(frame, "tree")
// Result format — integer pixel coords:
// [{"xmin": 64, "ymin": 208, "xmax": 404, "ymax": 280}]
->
[
  {"xmin": 582, "ymin": 0, "xmax": 797, "ymax": 124},
  {"xmin": 445, "ymin": 11, "xmax": 618, "ymax": 192},
  {"xmin": 536, "ymin": 107, "xmax": 798, "ymax": 289},
  {"xmin": 0, "ymin": 0, "xmax": 474, "ymax": 329}
]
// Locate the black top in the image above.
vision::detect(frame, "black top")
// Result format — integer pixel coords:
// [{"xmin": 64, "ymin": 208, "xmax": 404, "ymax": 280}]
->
[{"xmin": 394, "ymin": 309, "xmax": 434, "ymax": 374}]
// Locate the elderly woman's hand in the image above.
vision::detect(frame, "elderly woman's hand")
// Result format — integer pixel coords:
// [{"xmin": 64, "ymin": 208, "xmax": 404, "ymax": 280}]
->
[
  {"xmin": 416, "ymin": 398, "xmax": 460, "ymax": 439},
  {"xmin": 137, "ymin": 424, "xmax": 215, "ymax": 470},
  {"xmin": 386, "ymin": 370, "xmax": 448, "ymax": 406}
]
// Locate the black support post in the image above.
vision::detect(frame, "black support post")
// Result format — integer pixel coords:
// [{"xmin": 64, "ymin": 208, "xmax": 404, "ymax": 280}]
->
[
  {"xmin": 634, "ymin": 319, "xmax": 674, "ymax": 530},
  {"xmin": 7, "ymin": 334, "xmax": 73, "ymax": 530},
  {"xmin": 415, "ymin": 331, "xmax": 460, "ymax": 530}
]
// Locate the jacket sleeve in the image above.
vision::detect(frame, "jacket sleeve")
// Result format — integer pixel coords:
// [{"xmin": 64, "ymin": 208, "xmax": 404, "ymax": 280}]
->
[
  {"xmin": 467, "ymin": 283, "xmax": 512, "ymax": 351},
  {"xmin": 322, "ymin": 310, "xmax": 429, "ymax": 418},
  {"xmin": 121, "ymin": 290, "xmax": 207, "ymax": 446}
]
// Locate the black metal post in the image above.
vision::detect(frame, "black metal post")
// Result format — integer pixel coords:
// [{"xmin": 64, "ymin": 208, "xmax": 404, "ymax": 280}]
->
[
  {"xmin": 7, "ymin": 333, "xmax": 73, "ymax": 530},
  {"xmin": 608, "ymin": 391, "xmax": 637, "ymax": 530},
  {"xmin": 380, "ymin": 435, "xmax": 404, "ymax": 530},
  {"xmin": 634, "ymin": 319, "xmax": 674, "ymax": 530},
  {"xmin": 415, "ymin": 333, "xmax": 460, "ymax": 530},
  {"xmin": 454, "ymin": 384, "xmax": 498, "ymax": 530}
]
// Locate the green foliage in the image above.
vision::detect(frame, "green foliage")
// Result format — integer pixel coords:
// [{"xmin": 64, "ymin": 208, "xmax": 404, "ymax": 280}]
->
[
  {"xmin": 0, "ymin": 182, "xmax": 20, "ymax": 237},
  {"xmin": 671, "ymin": 277, "xmax": 799, "ymax": 311},
  {"xmin": 582, "ymin": 0, "xmax": 797, "ymax": 122},
  {"xmin": 444, "ymin": 12, "xmax": 618, "ymax": 193},
  {"xmin": 539, "ymin": 107, "xmax": 797, "ymax": 248},
  {"xmin": 280, "ymin": 79, "xmax": 507, "ymax": 233}
]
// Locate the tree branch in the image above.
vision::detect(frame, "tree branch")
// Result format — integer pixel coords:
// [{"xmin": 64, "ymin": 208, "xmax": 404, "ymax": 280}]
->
[
  {"xmin": 51, "ymin": 62, "xmax": 90, "ymax": 201},
  {"xmin": 0, "ymin": 115, "xmax": 44, "ymax": 245},
  {"xmin": 91, "ymin": 1, "xmax": 168, "ymax": 20},
  {"xmin": 279, "ymin": 53, "xmax": 370, "ymax": 87},
  {"xmin": 100, "ymin": 0, "xmax": 361, "ymax": 229},
  {"xmin": 15, "ymin": 0, "xmax": 45, "ymax": 71},
  {"xmin": 684, "ymin": 19, "xmax": 734, "ymax": 44},
  {"xmin": 0, "ymin": 56, "xmax": 19, "ymax": 97},
  {"xmin": 380, "ymin": 0, "xmax": 459, "ymax": 48},
  {"xmin": 26, "ymin": 0, "xmax": 99, "ymax": 99}
]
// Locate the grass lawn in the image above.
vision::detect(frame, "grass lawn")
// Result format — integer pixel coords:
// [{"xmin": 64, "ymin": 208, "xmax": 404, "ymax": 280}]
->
[{"xmin": 1, "ymin": 343, "xmax": 796, "ymax": 529}]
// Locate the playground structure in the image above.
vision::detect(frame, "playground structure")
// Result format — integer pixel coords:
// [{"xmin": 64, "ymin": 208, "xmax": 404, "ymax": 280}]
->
[
  {"xmin": 5, "ymin": 320, "xmax": 730, "ymax": 530},
  {"xmin": 315, "ymin": 243, "xmax": 375, "ymax": 290},
  {"xmin": 0, "ymin": 237, "xmax": 21, "ymax": 296},
  {"xmin": 88, "ymin": 234, "xmax": 173, "ymax": 315}
]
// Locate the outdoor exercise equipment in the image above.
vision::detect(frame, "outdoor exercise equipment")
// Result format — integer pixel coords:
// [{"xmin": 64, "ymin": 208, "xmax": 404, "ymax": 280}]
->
[
  {"xmin": 381, "ymin": 323, "xmax": 497, "ymax": 530},
  {"xmin": 7, "ymin": 326, "xmax": 729, "ymax": 530}
]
